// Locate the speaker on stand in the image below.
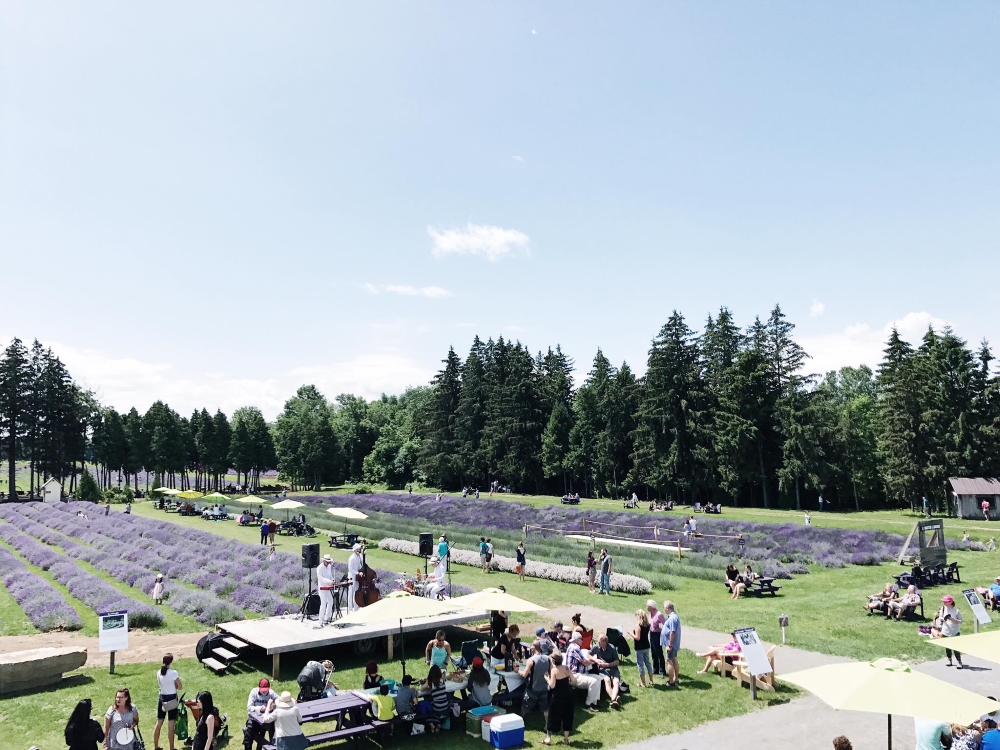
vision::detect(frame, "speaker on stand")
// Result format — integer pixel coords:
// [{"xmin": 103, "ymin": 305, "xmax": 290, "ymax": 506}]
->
[
  {"xmin": 298, "ymin": 543, "xmax": 321, "ymax": 621},
  {"xmin": 418, "ymin": 531, "xmax": 433, "ymax": 577}
]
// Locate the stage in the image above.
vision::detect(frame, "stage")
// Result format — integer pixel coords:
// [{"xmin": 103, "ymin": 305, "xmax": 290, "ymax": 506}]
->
[{"xmin": 218, "ymin": 608, "xmax": 488, "ymax": 678}]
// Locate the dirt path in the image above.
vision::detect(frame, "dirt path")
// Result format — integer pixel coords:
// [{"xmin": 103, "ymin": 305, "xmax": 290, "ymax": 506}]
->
[{"xmin": 0, "ymin": 631, "xmax": 203, "ymax": 668}]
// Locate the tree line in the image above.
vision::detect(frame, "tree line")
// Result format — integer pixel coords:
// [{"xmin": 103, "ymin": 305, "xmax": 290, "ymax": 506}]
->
[{"xmin": 1, "ymin": 304, "xmax": 997, "ymax": 508}]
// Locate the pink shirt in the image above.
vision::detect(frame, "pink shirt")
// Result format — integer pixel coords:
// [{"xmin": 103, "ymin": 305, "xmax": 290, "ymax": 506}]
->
[{"xmin": 648, "ymin": 610, "xmax": 666, "ymax": 633}]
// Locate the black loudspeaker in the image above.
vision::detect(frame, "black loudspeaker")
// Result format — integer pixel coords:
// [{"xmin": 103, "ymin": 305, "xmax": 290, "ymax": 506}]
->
[
  {"xmin": 302, "ymin": 543, "xmax": 320, "ymax": 569},
  {"xmin": 418, "ymin": 533, "xmax": 433, "ymax": 557}
]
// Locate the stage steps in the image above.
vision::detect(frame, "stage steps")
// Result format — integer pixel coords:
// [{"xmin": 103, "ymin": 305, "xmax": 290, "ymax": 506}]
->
[{"xmin": 201, "ymin": 657, "xmax": 228, "ymax": 674}]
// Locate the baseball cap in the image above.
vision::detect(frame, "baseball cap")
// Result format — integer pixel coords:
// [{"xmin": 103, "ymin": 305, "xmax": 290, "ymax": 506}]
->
[
  {"xmin": 942, "ymin": 595, "xmax": 955, "ymax": 604},
  {"xmin": 536, "ymin": 627, "xmax": 546, "ymax": 636},
  {"xmin": 259, "ymin": 678, "xmax": 270, "ymax": 689},
  {"xmin": 472, "ymin": 656, "xmax": 484, "ymax": 668}
]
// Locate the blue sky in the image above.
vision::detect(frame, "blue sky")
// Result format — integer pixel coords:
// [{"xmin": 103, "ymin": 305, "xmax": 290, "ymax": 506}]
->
[{"xmin": 3, "ymin": 2, "xmax": 999, "ymax": 418}]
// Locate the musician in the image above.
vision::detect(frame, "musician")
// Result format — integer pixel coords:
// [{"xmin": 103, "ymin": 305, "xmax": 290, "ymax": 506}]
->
[
  {"xmin": 427, "ymin": 555, "xmax": 447, "ymax": 600},
  {"xmin": 347, "ymin": 543, "xmax": 364, "ymax": 612},
  {"xmin": 316, "ymin": 554, "xmax": 336, "ymax": 627}
]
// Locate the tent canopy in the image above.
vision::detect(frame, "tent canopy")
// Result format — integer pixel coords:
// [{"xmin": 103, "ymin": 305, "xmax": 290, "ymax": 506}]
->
[{"xmin": 448, "ymin": 588, "xmax": 547, "ymax": 613}]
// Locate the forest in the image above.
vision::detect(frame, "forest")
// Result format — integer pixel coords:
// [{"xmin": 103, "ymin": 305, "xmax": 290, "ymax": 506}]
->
[{"xmin": 1, "ymin": 304, "xmax": 997, "ymax": 510}]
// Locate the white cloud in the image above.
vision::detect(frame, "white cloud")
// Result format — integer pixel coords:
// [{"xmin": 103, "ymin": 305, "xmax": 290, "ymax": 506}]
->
[
  {"xmin": 47, "ymin": 341, "xmax": 433, "ymax": 420},
  {"xmin": 512, "ymin": 155, "xmax": 524, "ymax": 163},
  {"xmin": 364, "ymin": 283, "xmax": 451, "ymax": 298},
  {"xmin": 428, "ymin": 223, "xmax": 530, "ymax": 262},
  {"xmin": 798, "ymin": 311, "xmax": 949, "ymax": 377},
  {"xmin": 809, "ymin": 300, "xmax": 825, "ymax": 317}
]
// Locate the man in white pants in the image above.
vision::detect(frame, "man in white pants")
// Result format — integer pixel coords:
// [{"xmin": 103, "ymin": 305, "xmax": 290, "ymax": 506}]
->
[
  {"xmin": 427, "ymin": 555, "xmax": 447, "ymax": 600},
  {"xmin": 316, "ymin": 554, "xmax": 336, "ymax": 627},
  {"xmin": 565, "ymin": 631, "xmax": 601, "ymax": 709},
  {"xmin": 347, "ymin": 544, "xmax": 363, "ymax": 613}
]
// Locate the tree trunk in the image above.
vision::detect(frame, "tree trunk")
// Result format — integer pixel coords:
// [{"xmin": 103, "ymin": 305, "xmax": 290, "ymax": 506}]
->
[
  {"xmin": 795, "ymin": 476, "xmax": 801, "ymax": 511},
  {"xmin": 852, "ymin": 473, "xmax": 859, "ymax": 512},
  {"xmin": 757, "ymin": 442, "xmax": 770, "ymax": 509}
]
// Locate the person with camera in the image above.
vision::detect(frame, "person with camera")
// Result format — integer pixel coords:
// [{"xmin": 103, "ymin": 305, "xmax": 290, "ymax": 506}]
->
[{"xmin": 932, "ymin": 594, "xmax": 964, "ymax": 668}]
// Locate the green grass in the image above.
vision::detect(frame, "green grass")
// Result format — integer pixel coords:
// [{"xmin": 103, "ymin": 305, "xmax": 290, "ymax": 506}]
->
[
  {"xmin": 130, "ymin": 501, "xmax": 1000, "ymax": 663},
  {"xmin": 0, "ymin": 565, "xmax": 38, "ymax": 636},
  {"xmin": 0, "ymin": 648, "xmax": 793, "ymax": 750}
]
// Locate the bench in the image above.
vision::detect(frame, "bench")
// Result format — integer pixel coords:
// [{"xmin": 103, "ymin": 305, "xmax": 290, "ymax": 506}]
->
[
  {"xmin": 201, "ymin": 657, "xmax": 228, "ymax": 674},
  {"xmin": 328, "ymin": 533, "xmax": 361, "ymax": 549},
  {"xmin": 747, "ymin": 578, "xmax": 781, "ymax": 597},
  {"xmin": 263, "ymin": 724, "xmax": 374, "ymax": 750}
]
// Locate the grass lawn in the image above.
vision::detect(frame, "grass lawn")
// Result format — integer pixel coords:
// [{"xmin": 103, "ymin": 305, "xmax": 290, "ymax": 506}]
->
[
  {"xmin": 0, "ymin": 649, "xmax": 793, "ymax": 750},
  {"xmin": 130, "ymin": 502, "xmax": 1000, "ymax": 662}
]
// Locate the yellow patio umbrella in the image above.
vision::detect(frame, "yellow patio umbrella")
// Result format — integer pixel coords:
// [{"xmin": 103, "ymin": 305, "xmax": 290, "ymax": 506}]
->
[
  {"xmin": 926, "ymin": 630, "xmax": 1000, "ymax": 664},
  {"xmin": 782, "ymin": 658, "xmax": 1000, "ymax": 749},
  {"xmin": 448, "ymin": 587, "xmax": 548, "ymax": 613},
  {"xmin": 271, "ymin": 498, "xmax": 305, "ymax": 521},
  {"xmin": 326, "ymin": 507, "xmax": 369, "ymax": 534},
  {"xmin": 335, "ymin": 591, "xmax": 461, "ymax": 674},
  {"xmin": 155, "ymin": 487, "xmax": 181, "ymax": 496},
  {"xmin": 176, "ymin": 490, "xmax": 203, "ymax": 499},
  {"xmin": 233, "ymin": 495, "xmax": 267, "ymax": 504}
]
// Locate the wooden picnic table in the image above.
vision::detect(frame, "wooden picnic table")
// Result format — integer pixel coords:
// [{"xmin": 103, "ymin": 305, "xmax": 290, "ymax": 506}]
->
[{"xmin": 255, "ymin": 692, "xmax": 377, "ymax": 749}]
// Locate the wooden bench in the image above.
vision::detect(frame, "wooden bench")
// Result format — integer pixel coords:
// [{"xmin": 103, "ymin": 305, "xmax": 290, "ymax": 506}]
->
[
  {"xmin": 263, "ymin": 724, "xmax": 374, "ymax": 750},
  {"xmin": 201, "ymin": 657, "xmax": 228, "ymax": 674},
  {"xmin": 747, "ymin": 578, "xmax": 781, "ymax": 597}
]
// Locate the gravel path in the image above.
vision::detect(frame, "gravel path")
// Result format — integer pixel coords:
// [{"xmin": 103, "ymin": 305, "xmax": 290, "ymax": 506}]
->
[{"xmin": 0, "ymin": 630, "xmax": 204, "ymax": 668}]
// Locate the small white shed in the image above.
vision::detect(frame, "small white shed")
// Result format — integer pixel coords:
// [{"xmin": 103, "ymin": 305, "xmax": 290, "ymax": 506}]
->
[
  {"xmin": 949, "ymin": 477, "xmax": 1000, "ymax": 520},
  {"xmin": 41, "ymin": 478, "xmax": 62, "ymax": 503}
]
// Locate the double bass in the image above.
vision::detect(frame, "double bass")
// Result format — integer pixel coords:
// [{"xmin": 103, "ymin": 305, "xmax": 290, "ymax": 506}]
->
[{"xmin": 354, "ymin": 543, "xmax": 381, "ymax": 608}]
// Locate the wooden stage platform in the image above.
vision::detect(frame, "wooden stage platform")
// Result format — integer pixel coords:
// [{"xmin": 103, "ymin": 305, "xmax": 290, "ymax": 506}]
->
[{"xmin": 218, "ymin": 609, "xmax": 487, "ymax": 678}]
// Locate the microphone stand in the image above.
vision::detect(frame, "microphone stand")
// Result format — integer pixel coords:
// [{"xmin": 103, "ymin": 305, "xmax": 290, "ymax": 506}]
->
[{"xmin": 445, "ymin": 542, "xmax": 453, "ymax": 598}]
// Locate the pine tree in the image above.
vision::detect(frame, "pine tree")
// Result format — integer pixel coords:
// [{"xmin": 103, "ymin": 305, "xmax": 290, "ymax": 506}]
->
[
  {"xmin": 876, "ymin": 329, "xmax": 920, "ymax": 507},
  {"xmin": 455, "ymin": 338, "xmax": 488, "ymax": 486},
  {"xmin": 418, "ymin": 347, "xmax": 463, "ymax": 488},
  {"xmin": 0, "ymin": 338, "xmax": 31, "ymax": 499},
  {"xmin": 541, "ymin": 401, "xmax": 573, "ymax": 493}
]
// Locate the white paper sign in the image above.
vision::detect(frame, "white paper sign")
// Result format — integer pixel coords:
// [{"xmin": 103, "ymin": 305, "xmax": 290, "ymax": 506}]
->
[
  {"xmin": 734, "ymin": 627, "xmax": 772, "ymax": 677},
  {"xmin": 963, "ymin": 589, "xmax": 993, "ymax": 625},
  {"xmin": 99, "ymin": 611, "xmax": 129, "ymax": 653}
]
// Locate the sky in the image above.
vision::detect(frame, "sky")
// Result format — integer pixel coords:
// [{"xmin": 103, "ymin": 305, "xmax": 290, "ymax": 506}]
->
[{"xmin": 3, "ymin": 2, "xmax": 1000, "ymax": 419}]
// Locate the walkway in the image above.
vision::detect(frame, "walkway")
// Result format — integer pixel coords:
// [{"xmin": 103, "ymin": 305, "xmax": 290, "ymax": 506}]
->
[{"xmin": 535, "ymin": 606, "xmax": 1000, "ymax": 750}]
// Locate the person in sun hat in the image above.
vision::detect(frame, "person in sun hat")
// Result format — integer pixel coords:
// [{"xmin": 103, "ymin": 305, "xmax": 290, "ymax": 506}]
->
[
  {"xmin": 247, "ymin": 678, "xmax": 279, "ymax": 750},
  {"xmin": 347, "ymin": 544, "xmax": 363, "ymax": 612},
  {"xmin": 260, "ymin": 692, "xmax": 306, "ymax": 750},
  {"xmin": 316, "ymin": 554, "xmax": 336, "ymax": 627},
  {"xmin": 933, "ymin": 594, "xmax": 964, "ymax": 668},
  {"xmin": 426, "ymin": 555, "xmax": 447, "ymax": 599}
]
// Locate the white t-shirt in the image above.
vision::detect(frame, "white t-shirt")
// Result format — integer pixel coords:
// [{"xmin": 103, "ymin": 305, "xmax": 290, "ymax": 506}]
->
[
  {"xmin": 157, "ymin": 669, "xmax": 179, "ymax": 695},
  {"xmin": 689, "ymin": 518, "xmax": 697, "ymax": 532}
]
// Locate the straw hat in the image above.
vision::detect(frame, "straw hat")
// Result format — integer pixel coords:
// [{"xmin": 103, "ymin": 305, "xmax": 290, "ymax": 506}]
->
[
  {"xmin": 322, "ymin": 554, "xmax": 333, "ymax": 562},
  {"xmin": 276, "ymin": 691, "xmax": 294, "ymax": 708}
]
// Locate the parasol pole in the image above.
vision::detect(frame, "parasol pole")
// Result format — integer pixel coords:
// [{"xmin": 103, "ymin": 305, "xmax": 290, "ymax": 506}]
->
[{"xmin": 887, "ymin": 714, "xmax": 891, "ymax": 750}]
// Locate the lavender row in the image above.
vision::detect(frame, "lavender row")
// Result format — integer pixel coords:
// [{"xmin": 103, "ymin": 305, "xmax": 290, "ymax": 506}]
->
[
  {"xmin": 0, "ymin": 523, "xmax": 163, "ymax": 628},
  {"xmin": 0, "ymin": 546, "xmax": 83, "ymax": 632},
  {"xmin": 0, "ymin": 506, "xmax": 246, "ymax": 625},
  {"xmin": 297, "ymin": 493, "xmax": 934, "ymax": 569}
]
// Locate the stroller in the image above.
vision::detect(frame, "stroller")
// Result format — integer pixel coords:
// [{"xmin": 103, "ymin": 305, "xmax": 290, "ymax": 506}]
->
[
  {"xmin": 176, "ymin": 691, "xmax": 231, "ymax": 746},
  {"xmin": 297, "ymin": 660, "xmax": 332, "ymax": 702}
]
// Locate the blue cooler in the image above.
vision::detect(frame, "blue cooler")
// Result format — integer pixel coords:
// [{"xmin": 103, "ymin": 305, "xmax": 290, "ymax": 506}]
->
[{"xmin": 490, "ymin": 714, "xmax": 525, "ymax": 748}]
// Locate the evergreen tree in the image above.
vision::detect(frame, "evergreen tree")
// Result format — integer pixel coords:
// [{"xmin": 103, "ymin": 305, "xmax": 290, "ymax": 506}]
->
[
  {"xmin": 876, "ymin": 329, "xmax": 920, "ymax": 506},
  {"xmin": 418, "ymin": 347, "xmax": 463, "ymax": 488},
  {"xmin": 0, "ymin": 338, "xmax": 30, "ymax": 499},
  {"xmin": 541, "ymin": 401, "xmax": 573, "ymax": 493},
  {"xmin": 77, "ymin": 468, "xmax": 102, "ymax": 503},
  {"xmin": 454, "ymin": 338, "xmax": 489, "ymax": 486}
]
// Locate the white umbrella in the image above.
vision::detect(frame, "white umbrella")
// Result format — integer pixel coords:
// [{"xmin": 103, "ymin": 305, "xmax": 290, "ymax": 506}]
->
[
  {"xmin": 271, "ymin": 498, "xmax": 305, "ymax": 521},
  {"xmin": 326, "ymin": 507, "xmax": 369, "ymax": 534}
]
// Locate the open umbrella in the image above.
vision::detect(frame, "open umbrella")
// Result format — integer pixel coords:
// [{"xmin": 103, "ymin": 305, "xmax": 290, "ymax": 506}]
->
[
  {"xmin": 233, "ymin": 495, "xmax": 267, "ymax": 504},
  {"xmin": 326, "ymin": 507, "xmax": 369, "ymax": 534},
  {"xmin": 203, "ymin": 492, "xmax": 228, "ymax": 501},
  {"xmin": 448, "ymin": 588, "xmax": 548, "ymax": 613},
  {"xmin": 335, "ymin": 591, "xmax": 462, "ymax": 675},
  {"xmin": 154, "ymin": 488, "xmax": 181, "ymax": 496},
  {"xmin": 176, "ymin": 491, "xmax": 203, "ymax": 499},
  {"xmin": 782, "ymin": 658, "xmax": 1000, "ymax": 749},
  {"xmin": 926, "ymin": 630, "xmax": 1000, "ymax": 664},
  {"xmin": 271, "ymin": 498, "xmax": 305, "ymax": 521}
]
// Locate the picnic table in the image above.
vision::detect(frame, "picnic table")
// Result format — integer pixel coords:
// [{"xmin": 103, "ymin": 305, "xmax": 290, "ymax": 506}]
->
[
  {"xmin": 328, "ymin": 533, "xmax": 362, "ymax": 549},
  {"xmin": 255, "ymin": 692, "xmax": 376, "ymax": 749},
  {"xmin": 721, "ymin": 577, "xmax": 782, "ymax": 596}
]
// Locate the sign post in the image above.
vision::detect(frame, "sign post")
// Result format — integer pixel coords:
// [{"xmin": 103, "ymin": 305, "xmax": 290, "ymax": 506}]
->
[
  {"xmin": 963, "ymin": 589, "xmax": 992, "ymax": 634},
  {"xmin": 733, "ymin": 627, "xmax": 772, "ymax": 700},
  {"xmin": 778, "ymin": 615, "xmax": 789, "ymax": 644},
  {"xmin": 99, "ymin": 610, "xmax": 129, "ymax": 674}
]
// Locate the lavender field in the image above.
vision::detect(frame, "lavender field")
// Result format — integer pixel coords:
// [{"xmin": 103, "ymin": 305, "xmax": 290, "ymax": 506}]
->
[
  {"xmin": 0, "ymin": 501, "xmax": 431, "ymax": 628},
  {"xmin": 294, "ymin": 493, "xmax": 984, "ymax": 582}
]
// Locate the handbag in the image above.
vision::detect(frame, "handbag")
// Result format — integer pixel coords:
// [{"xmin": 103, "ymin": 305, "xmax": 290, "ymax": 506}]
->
[
  {"xmin": 161, "ymin": 696, "xmax": 179, "ymax": 713},
  {"xmin": 134, "ymin": 726, "xmax": 147, "ymax": 750}
]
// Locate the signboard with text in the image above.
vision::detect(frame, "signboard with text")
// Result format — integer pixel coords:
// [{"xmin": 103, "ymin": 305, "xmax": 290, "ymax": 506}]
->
[
  {"xmin": 99, "ymin": 611, "xmax": 129, "ymax": 653},
  {"xmin": 734, "ymin": 627, "xmax": 772, "ymax": 677},
  {"xmin": 963, "ymin": 589, "xmax": 993, "ymax": 625}
]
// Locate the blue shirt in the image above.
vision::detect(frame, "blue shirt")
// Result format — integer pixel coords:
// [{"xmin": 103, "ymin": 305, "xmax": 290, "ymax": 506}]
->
[
  {"xmin": 661, "ymin": 612, "xmax": 681, "ymax": 650},
  {"xmin": 983, "ymin": 730, "xmax": 1000, "ymax": 750},
  {"xmin": 438, "ymin": 541, "xmax": 448, "ymax": 558},
  {"xmin": 990, "ymin": 584, "xmax": 1000, "ymax": 598}
]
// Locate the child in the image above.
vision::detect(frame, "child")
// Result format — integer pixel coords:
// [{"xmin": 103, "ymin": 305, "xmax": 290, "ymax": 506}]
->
[
  {"xmin": 268, "ymin": 545, "xmax": 277, "ymax": 562},
  {"xmin": 151, "ymin": 573, "xmax": 165, "ymax": 604}
]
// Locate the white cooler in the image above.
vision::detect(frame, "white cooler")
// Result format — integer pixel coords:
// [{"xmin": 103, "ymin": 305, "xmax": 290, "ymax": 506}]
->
[{"xmin": 490, "ymin": 714, "xmax": 525, "ymax": 749}]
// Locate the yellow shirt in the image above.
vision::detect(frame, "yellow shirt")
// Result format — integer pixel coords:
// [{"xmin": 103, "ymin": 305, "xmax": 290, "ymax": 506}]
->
[{"xmin": 373, "ymin": 694, "xmax": 397, "ymax": 721}]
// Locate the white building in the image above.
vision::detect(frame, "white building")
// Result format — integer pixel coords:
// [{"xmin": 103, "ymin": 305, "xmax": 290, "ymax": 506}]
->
[{"xmin": 40, "ymin": 478, "xmax": 62, "ymax": 503}]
